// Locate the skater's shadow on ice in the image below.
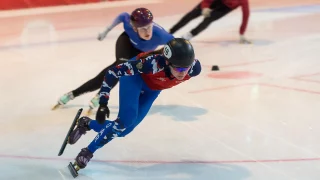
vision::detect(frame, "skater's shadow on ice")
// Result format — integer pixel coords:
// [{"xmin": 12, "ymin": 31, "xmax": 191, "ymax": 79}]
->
[
  {"xmin": 87, "ymin": 163, "xmax": 250, "ymax": 180},
  {"xmin": 193, "ymin": 39, "xmax": 273, "ymax": 46},
  {"xmin": 148, "ymin": 105, "xmax": 208, "ymax": 121}
]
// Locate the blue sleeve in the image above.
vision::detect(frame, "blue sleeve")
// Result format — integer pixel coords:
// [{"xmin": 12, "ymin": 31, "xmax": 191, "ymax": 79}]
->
[
  {"xmin": 188, "ymin": 59, "xmax": 202, "ymax": 77},
  {"xmin": 99, "ymin": 55, "xmax": 164, "ymax": 105},
  {"xmin": 108, "ymin": 12, "xmax": 130, "ymax": 29}
]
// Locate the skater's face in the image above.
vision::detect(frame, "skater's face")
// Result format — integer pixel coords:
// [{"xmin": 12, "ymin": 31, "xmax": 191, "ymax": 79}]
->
[
  {"xmin": 167, "ymin": 62, "xmax": 191, "ymax": 80},
  {"xmin": 136, "ymin": 23, "xmax": 153, "ymax": 40}
]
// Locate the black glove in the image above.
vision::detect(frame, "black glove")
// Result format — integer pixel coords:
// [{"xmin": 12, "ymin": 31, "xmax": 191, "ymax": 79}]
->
[{"xmin": 96, "ymin": 104, "xmax": 110, "ymax": 124}]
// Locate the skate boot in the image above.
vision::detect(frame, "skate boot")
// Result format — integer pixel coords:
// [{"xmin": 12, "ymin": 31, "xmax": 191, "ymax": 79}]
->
[
  {"xmin": 86, "ymin": 94, "xmax": 99, "ymax": 115},
  {"xmin": 181, "ymin": 32, "xmax": 193, "ymax": 40},
  {"xmin": 68, "ymin": 117, "xmax": 91, "ymax": 145},
  {"xmin": 75, "ymin": 148, "xmax": 93, "ymax": 169},
  {"xmin": 52, "ymin": 92, "xmax": 74, "ymax": 110},
  {"xmin": 68, "ymin": 147, "xmax": 93, "ymax": 177}
]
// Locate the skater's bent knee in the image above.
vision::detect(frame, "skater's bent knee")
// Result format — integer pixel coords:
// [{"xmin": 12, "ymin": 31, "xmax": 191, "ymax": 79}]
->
[{"xmin": 118, "ymin": 109, "xmax": 138, "ymax": 128}]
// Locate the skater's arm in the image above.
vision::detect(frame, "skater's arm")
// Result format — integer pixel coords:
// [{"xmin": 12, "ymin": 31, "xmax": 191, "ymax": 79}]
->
[
  {"xmin": 103, "ymin": 12, "xmax": 130, "ymax": 32},
  {"xmin": 97, "ymin": 12, "xmax": 129, "ymax": 41},
  {"xmin": 239, "ymin": 0, "xmax": 250, "ymax": 35},
  {"xmin": 99, "ymin": 55, "xmax": 163, "ymax": 104},
  {"xmin": 188, "ymin": 59, "xmax": 202, "ymax": 77},
  {"xmin": 201, "ymin": 0, "xmax": 214, "ymax": 9}
]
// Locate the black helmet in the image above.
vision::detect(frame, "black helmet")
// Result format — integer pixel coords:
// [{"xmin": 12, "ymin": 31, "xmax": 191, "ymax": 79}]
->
[{"xmin": 163, "ymin": 38, "xmax": 195, "ymax": 67}]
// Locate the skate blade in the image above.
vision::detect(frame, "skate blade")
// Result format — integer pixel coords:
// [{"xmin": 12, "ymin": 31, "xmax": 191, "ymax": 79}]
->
[
  {"xmin": 52, "ymin": 104, "xmax": 62, "ymax": 110},
  {"xmin": 58, "ymin": 108, "xmax": 83, "ymax": 156},
  {"xmin": 85, "ymin": 108, "xmax": 94, "ymax": 116},
  {"xmin": 68, "ymin": 162, "xmax": 79, "ymax": 178}
]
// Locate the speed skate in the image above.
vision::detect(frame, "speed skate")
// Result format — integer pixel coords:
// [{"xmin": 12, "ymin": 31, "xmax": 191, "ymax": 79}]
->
[
  {"xmin": 57, "ymin": 108, "xmax": 84, "ymax": 177},
  {"xmin": 68, "ymin": 162, "xmax": 81, "ymax": 178},
  {"xmin": 58, "ymin": 108, "xmax": 83, "ymax": 156}
]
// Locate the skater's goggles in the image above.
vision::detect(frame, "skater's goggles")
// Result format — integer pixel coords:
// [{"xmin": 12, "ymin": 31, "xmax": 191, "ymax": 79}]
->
[{"xmin": 170, "ymin": 64, "xmax": 191, "ymax": 72}]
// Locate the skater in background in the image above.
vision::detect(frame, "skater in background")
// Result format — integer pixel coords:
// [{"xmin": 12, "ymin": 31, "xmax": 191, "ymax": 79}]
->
[
  {"xmin": 53, "ymin": 7, "xmax": 174, "ymax": 113},
  {"xmin": 169, "ymin": 0, "xmax": 251, "ymax": 44},
  {"xmin": 66, "ymin": 38, "xmax": 201, "ymax": 173}
]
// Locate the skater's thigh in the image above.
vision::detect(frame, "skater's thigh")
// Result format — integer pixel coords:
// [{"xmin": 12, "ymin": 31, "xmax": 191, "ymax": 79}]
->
[
  {"xmin": 115, "ymin": 32, "xmax": 142, "ymax": 63},
  {"xmin": 202, "ymin": 8, "xmax": 231, "ymax": 23},
  {"xmin": 208, "ymin": 1, "xmax": 232, "ymax": 20},
  {"xmin": 95, "ymin": 66, "xmax": 113, "ymax": 82},
  {"xmin": 189, "ymin": 2, "xmax": 202, "ymax": 15},
  {"xmin": 120, "ymin": 89, "xmax": 161, "ymax": 137},
  {"xmin": 117, "ymin": 75, "xmax": 143, "ymax": 128},
  {"xmin": 136, "ymin": 90, "xmax": 161, "ymax": 125}
]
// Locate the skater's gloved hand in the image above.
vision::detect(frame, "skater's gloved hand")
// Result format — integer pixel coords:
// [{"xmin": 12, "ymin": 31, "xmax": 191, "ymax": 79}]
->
[
  {"xmin": 239, "ymin": 35, "xmax": 252, "ymax": 44},
  {"xmin": 97, "ymin": 28, "xmax": 110, "ymax": 41},
  {"xmin": 202, "ymin": 8, "xmax": 212, "ymax": 18},
  {"xmin": 96, "ymin": 104, "xmax": 110, "ymax": 124}
]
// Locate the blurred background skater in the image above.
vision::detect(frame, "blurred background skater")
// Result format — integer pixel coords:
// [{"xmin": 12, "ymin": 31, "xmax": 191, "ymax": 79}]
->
[{"xmin": 169, "ymin": 0, "xmax": 251, "ymax": 44}]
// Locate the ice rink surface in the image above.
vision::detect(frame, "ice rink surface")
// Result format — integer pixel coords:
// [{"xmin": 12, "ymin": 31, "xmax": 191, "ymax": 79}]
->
[{"xmin": 0, "ymin": 0, "xmax": 320, "ymax": 179}]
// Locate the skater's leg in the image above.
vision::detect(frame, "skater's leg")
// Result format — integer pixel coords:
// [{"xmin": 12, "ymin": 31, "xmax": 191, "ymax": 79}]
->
[
  {"xmin": 86, "ymin": 84, "xmax": 160, "ymax": 137},
  {"xmin": 190, "ymin": 10, "xmax": 232, "ymax": 37},
  {"xmin": 115, "ymin": 32, "xmax": 143, "ymax": 62},
  {"xmin": 169, "ymin": 3, "xmax": 202, "ymax": 34},
  {"xmin": 87, "ymin": 75, "xmax": 144, "ymax": 153},
  {"xmin": 71, "ymin": 75, "xmax": 144, "ymax": 170},
  {"xmin": 88, "ymin": 87, "xmax": 160, "ymax": 137},
  {"xmin": 87, "ymin": 32, "xmax": 143, "ymax": 110},
  {"xmin": 56, "ymin": 32, "xmax": 142, "ymax": 108},
  {"xmin": 120, "ymin": 84, "xmax": 161, "ymax": 137},
  {"xmin": 88, "ymin": 120, "xmax": 113, "ymax": 132},
  {"xmin": 74, "ymin": 32, "xmax": 141, "ymax": 97},
  {"xmin": 188, "ymin": 1, "xmax": 233, "ymax": 37},
  {"xmin": 72, "ymin": 65, "xmax": 114, "ymax": 97},
  {"xmin": 53, "ymin": 65, "xmax": 109, "ymax": 109}
]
